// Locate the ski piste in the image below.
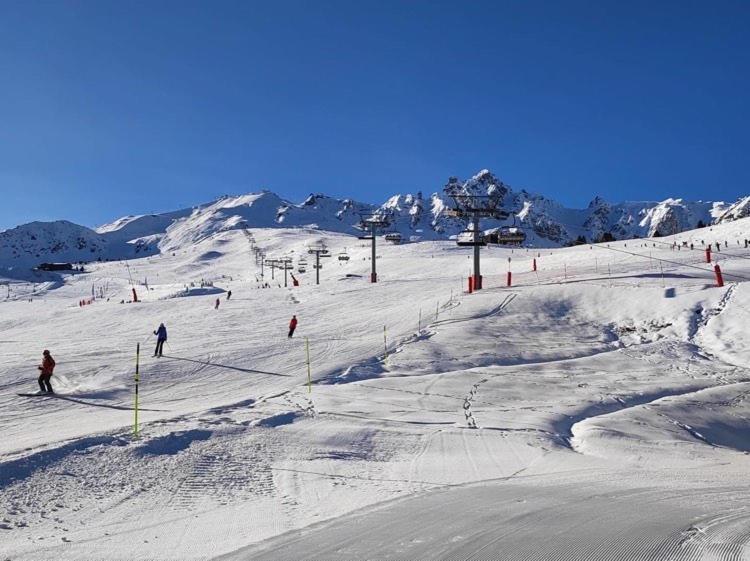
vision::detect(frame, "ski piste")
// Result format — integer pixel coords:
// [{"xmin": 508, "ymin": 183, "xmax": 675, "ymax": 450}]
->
[{"xmin": 2, "ymin": 217, "xmax": 750, "ymax": 561}]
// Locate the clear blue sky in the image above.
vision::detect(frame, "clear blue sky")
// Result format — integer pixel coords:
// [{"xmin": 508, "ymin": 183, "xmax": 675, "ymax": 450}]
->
[{"xmin": 1, "ymin": 0, "xmax": 748, "ymax": 230}]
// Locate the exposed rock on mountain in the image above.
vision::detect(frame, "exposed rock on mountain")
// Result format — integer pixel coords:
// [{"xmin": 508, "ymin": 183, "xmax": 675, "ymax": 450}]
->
[{"xmin": 1, "ymin": 169, "xmax": 746, "ymax": 272}]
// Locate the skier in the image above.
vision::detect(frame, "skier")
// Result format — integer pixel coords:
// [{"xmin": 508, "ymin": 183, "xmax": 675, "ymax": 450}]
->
[
  {"xmin": 215, "ymin": 298, "xmax": 220, "ymax": 310},
  {"xmin": 37, "ymin": 350, "xmax": 55, "ymax": 393},
  {"xmin": 153, "ymin": 323, "xmax": 167, "ymax": 357},
  {"xmin": 227, "ymin": 290, "xmax": 232, "ymax": 300},
  {"xmin": 288, "ymin": 315, "xmax": 298, "ymax": 338}
]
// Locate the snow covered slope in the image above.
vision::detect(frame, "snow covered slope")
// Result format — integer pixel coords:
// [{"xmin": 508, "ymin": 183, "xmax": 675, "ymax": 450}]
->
[
  {"xmin": 1, "ymin": 217, "xmax": 749, "ymax": 560},
  {"xmin": 716, "ymin": 195, "xmax": 750, "ymax": 223}
]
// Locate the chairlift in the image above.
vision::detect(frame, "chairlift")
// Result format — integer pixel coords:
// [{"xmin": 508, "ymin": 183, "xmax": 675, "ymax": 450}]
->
[
  {"xmin": 338, "ymin": 248, "xmax": 350, "ymax": 261},
  {"xmin": 456, "ymin": 229, "xmax": 486, "ymax": 247},
  {"xmin": 493, "ymin": 226, "xmax": 526, "ymax": 245},
  {"xmin": 384, "ymin": 232, "xmax": 402, "ymax": 244},
  {"xmin": 491, "ymin": 214, "xmax": 527, "ymax": 245}
]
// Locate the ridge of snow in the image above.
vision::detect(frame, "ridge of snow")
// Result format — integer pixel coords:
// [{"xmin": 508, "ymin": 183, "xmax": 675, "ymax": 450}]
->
[{"xmin": 3, "ymin": 172, "xmax": 748, "ymax": 273}]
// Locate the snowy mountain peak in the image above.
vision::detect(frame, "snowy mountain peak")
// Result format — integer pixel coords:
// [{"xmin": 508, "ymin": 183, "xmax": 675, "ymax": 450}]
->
[
  {"xmin": 717, "ymin": 196, "xmax": 750, "ymax": 223},
  {"xmin": 2, "ymin": 170, "xmax": 748, "ymax": 274},
  {"xmin": 588, "ymin": 196, "xmax": 609, "ymax": 209}
]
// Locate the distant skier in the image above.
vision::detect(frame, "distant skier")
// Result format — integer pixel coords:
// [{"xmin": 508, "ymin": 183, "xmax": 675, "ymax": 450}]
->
[
  {"xmin": 227, "ymin": 290, "xmax": 232, "ymax": 300},
  {"xmin": 37, "ymin": 350, "xmax": 55, "ymax": 393},
  {"xmin": 153, "ymin": 323, "xmax": 167, "ymax": 357},
  {"xmin": 288, "ymin": 315, "xmax": 298, "ymax": 338},
  {"xmin": 215, "ymin": 298, "xmax": 220, "ymax": 310}
]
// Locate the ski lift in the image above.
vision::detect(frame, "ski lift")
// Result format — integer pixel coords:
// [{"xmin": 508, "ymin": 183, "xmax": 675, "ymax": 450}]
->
[
  {"xmin": 338, "ymin": 248, "xmax": 350, "ymax": 261},
  {"xmin": 491, "ymin": 226, "xmax": 526, "ymax": 245},
  {"xmin": 456, "ymin": 228, "xmax": 486, "ymax": 247},
  {"xmin": 490, "ymin": 214, "xmax": 527, "ymax": 245},
  {"xmin": 384, "ymin": 232, "xmax": 402, "ymax": 244}
]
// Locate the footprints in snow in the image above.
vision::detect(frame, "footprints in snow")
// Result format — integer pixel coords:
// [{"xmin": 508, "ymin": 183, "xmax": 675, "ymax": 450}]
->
[
  {"xmin": 463, "ymin": 378, "xmax": 489, "ymax": 429},
  {"xmin": 283, "ymin": 392, "xmax": 317, "ymax": 418},
  {"xmin": 689, "ymin": 284, "xmax": 737, "ymax": 344}
]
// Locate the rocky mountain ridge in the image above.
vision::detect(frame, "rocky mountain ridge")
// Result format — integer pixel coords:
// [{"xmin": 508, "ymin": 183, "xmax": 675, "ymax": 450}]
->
[{"xmin": 1, "ymin": 170, "xmax": 746, "ymax": 274}]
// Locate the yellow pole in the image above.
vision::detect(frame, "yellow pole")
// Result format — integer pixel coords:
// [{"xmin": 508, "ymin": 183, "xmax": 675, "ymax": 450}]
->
[
  {"xmin": 383, "ymin": 325, "xmax": 388, "ymax": 364},
  {"xmin": 305, "ymin": 337, "xmax": 312, "ymax": 394},
  {"xmin": 134, "ymin": 343, "xmax": 140, "ymax": 438}
]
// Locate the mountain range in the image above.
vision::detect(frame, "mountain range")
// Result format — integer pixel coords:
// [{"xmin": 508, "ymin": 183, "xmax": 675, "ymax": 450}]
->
[{"xmin": 1, "ymin": 170, "xmax": 748, "ymax": 275}]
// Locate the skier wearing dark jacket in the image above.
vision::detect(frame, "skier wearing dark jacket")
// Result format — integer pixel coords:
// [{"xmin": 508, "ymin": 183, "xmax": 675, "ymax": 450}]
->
[
  {"xmin": 288, "ymin": 315, "xmax": 298, "ymax": 338},
  {"xmin": 153, "ymin": 323, "xmax": 167, "ymax": 357},
  {"xmin": 37, "ymin": 350, "xmax": 55, "ymax": 393}
]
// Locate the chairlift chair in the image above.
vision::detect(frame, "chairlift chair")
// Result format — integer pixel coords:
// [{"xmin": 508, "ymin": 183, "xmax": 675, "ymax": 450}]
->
[
  {"xmin": 493, "ymin": 215, "xmax": 527, "ymax": 245},
  {"xmin": 384, "ymin": 232, "xmax": 402, "ymax": 244},
  {"xmin": 494, "ymin": 226, "xmax": 526, "ymax": 245},
  {"xmin": 456, "ymin": 228, "xmax": 487, "ymax": 247}
]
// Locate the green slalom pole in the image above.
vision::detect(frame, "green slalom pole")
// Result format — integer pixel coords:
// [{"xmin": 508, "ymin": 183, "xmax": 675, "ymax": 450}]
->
[
  {"xmin": 134, "ymin": 343, "xmax": 140, "ymax": 437},
  {"xmin": 305, "ymin": 337, "xmax": 312, "ymax": 394}
]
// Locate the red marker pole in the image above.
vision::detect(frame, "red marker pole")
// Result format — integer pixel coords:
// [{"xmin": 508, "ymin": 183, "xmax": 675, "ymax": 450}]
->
[
  {"xmin": 714, "ymin": 264, "xmax": 724, "ymax": 287},
  {"xmin": 532, "ymin": 258, "xmax": 537, "ymax": 272},
  {"xmin": 507, "ymin": 271, "xmax": 512, "ymax": 287},
  {"xmin": 705, "ymin": 247, "xmax": 711, "ymax": 263}
]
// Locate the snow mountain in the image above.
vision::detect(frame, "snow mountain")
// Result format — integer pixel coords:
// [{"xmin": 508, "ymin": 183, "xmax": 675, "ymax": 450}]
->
[
  {"xmin": 0, "ymin": 220, "xmax": 158, "ymax": 272},
  {"xmin": 1, "ymin": 170, "xmax": 746, "ymax": 274}
]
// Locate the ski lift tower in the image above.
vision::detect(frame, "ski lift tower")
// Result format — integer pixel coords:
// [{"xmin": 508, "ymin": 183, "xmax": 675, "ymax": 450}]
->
[
  {"xmin": 445, "ymin": 185, "xmax": 508, "ymax": 291},
  {"xmin": 358, "ymin": 212, "xmax": 391, "ymax": 283},
  {"xmin": 307, "ymin": 243, "xmax": 332, "ymax": 285},
  {"xmin": 254, "ymin": 248, "xmax": 266, "ymax": 279},
  {"xmin": 280, "ymin": 257, "xmax": 294, "ymax": 288},
  {"xmin": 266, "ymin": 258, "xmax": 279, "ymax": 281}
]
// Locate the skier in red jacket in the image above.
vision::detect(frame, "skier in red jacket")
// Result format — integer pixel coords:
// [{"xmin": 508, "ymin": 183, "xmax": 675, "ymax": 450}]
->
[
  {"xmin": 37, "ymin": 350, "xmax": 56, "ymax": 393},
  {"xmin": 288, "ymin": 315, "xmax": 298, "ymax": 338}
]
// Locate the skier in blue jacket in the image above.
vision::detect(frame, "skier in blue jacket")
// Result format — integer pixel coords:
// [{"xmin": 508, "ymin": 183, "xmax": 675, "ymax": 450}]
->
[{"xmin": 153, "ymin": 323, "xmax": 167, "ymax": 357}]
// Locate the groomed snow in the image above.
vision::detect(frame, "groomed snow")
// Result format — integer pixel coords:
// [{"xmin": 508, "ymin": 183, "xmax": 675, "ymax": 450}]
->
[{"xmin": 1, "ymin": 219, "xmax": 750, "ymax": 560}]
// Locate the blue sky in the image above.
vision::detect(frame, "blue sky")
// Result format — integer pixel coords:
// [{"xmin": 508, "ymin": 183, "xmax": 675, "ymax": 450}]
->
[{"xmin": 1, "ymin": 0, "xmax": 748, "ymax": 229}]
